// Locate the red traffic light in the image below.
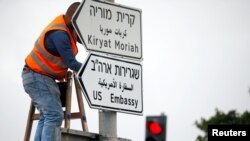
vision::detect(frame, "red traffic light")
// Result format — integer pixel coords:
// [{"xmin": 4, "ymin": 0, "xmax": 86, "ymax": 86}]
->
[
  {"xmin": 147, "ymin": 121, "xmax": 162, "ymax": 135},
  {"xmin": 145, "ymin": 115, "xmax": 167, "ymax": 141}
]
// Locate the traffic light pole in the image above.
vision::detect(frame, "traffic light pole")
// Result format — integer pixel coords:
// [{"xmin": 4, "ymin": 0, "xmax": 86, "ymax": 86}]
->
[{"xmin": 97, "ymin": 1, "xmax": 117, "ymax": 140}]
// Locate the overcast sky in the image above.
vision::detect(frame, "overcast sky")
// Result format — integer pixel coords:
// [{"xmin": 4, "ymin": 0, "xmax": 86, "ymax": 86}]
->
[{"xmin": 1, "ymin": 0, "xmax": 250, "ymax": 141}]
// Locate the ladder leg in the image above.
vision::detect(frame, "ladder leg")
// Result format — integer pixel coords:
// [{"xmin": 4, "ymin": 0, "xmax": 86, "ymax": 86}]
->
[
  {"xmin": 74, "ymin": 74, "xmax": 88, "ymax": 131},
  {"xmin": 64, "ymin": 72, "xmax": 73, "ymax": 129},
  {"xmin": 24, "ymin": 102, "xmax": 35, "ymax": 141}
]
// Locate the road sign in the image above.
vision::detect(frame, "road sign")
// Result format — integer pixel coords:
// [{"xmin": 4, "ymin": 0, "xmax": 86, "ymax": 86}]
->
[
  {"xmin": 72, "ymin": 0, "xmax": 142, "ymax": 60},
  {"xmin": 77, "ymin": 53, "xmax": 143, "ymax": 115}
]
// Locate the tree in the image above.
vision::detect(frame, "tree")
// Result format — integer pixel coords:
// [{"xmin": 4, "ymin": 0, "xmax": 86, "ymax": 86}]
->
[{"xmin": 194, "ymin": 109, "xmax": 250, "ymax": 141}]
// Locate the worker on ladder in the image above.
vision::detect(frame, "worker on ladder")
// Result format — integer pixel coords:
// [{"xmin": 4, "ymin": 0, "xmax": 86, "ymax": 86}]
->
[{"xmin": 21, "ymin": 2, "xmax": 82, "ymax": 141}]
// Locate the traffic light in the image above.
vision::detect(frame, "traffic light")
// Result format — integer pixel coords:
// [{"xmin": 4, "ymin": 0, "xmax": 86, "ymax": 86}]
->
[{"xmin": 145, "ymin": 115, "xmax": 167, "ymax": 141}]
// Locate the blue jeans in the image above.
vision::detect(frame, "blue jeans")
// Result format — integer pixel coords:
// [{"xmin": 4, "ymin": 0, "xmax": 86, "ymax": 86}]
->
[{"xmin": 22, "ymin": 66, "xmax": 63, "ymax": 141}]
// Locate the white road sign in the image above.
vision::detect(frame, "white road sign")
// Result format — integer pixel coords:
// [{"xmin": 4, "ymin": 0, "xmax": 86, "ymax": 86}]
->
[
  {"xmin": 72, "ymin": 0, "xmax": 142, "ymax": 60},
  {"xmin": 77, "ymin": 53, "xmax": 143, "ymax": 115}
]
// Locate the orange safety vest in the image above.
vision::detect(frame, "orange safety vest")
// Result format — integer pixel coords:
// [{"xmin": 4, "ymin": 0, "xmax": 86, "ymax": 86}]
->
[{"xmin": 25, "ymin": 15, "xmax": 78, "ymax": 80}]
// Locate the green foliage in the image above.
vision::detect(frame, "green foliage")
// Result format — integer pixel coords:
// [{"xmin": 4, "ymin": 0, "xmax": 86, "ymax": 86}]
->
[{"xmin": 195, "ymin": 109, "xmax": 250, "ymax": 141}]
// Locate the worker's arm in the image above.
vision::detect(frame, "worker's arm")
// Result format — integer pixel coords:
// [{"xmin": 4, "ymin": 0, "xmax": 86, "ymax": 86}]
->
[{"xmin": 45, "ymin": 30, "xmax": 82, "ymax": 72}]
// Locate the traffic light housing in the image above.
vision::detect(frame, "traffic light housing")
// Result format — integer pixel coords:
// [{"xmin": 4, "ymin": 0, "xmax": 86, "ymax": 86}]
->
[{"xmin": 145, "ymin": 115, "xmax": 167, "ymax": 141}]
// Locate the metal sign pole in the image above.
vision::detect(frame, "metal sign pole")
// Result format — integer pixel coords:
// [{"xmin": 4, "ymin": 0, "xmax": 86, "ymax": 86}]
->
[
  {"xmin": 99, "ymin": 0, "xmax": 117, "ymax": 139},
  {"xmin": 99, "ymin": 110, "xmax": 117, "ymax": 138}
]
